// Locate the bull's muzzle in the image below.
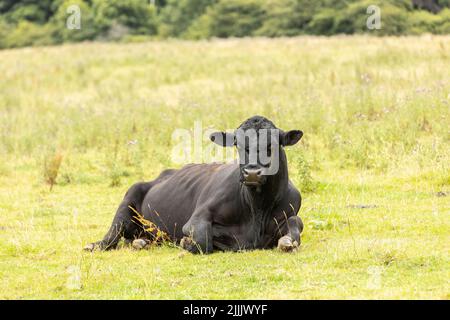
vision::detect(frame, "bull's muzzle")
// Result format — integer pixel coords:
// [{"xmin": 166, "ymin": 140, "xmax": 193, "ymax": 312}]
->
[{"xmin": 242, "ymin": 168, "xmax": 263, "ymax": 186}]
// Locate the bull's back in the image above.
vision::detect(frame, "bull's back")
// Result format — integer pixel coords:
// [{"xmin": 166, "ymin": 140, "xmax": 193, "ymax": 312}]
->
[{"xmin": 141, "ymin": 163, "xmax": 234, "ymax": 239}]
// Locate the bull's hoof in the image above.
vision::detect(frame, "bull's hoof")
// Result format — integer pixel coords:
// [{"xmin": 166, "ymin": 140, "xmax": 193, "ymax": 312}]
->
[
  {"xmin": 83, "ymin": 243, "xmax": 96, "ymax": 252},
  {"xmin": 132, "ymin": 238, "xmax": 150, "ymax": 250},
  {"xmin": 180, "ymin": 236, "xmax": 197, "ymax": 252},
  {"xmin": 277, "ymin": 236, "xmax": 299, "ymax": 252},
  {"xmin": 83, "ymin": 241, "xmax": 112, "ymax": 251}
]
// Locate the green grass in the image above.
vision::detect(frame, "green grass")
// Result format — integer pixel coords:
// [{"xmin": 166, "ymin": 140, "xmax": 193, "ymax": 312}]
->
[{"xmin": 0, "ymin": 36, "xmax": 449, "ymax": 299}]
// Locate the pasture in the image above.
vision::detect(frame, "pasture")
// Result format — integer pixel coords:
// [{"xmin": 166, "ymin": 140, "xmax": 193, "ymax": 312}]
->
[{"xmin": 0, "ymin": 36, "xmax": 449, "ymax": 299}]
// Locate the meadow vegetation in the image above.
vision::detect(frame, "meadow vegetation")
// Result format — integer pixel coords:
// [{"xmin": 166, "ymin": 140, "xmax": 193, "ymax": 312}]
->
[{"xmin": 0, "ymin": 36, "xmax": 449, "ymax": 299}]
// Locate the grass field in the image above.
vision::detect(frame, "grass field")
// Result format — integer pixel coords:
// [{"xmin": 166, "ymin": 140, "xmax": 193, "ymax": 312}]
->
[{"xmin": 0, "ymin": 36, "xmax": 449, "ymax": 299}]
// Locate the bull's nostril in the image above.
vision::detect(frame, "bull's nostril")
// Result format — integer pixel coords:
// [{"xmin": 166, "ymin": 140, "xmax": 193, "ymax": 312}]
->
[
  {"xmin": 243, "ymin": 168, "xmax": 262, "ymax": 177},
  {"xmin": 242, "ymin": 168, "xmax": 263, "ymax": 186}
]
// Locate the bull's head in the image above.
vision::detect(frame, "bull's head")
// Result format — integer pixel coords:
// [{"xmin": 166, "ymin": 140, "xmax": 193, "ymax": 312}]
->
[{"xmin": 210, "ymin": 116, "xmax": 303, "ymax": 187}]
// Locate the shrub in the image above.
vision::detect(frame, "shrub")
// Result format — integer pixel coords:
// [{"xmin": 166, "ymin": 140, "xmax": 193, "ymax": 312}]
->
[
  {"xmin": 183, "ymin": 12, "xmax": 213, "ymax": 39},
  {"xmin": 332, "ymin": 1, "xmax": 411, "ymax": 35},
  {"xmin": 308, "ymin": 8, "xmax": 336, "ymax": 35},
  {"xmin": 0, "ymin": 19, "xmax": 13, "ymax": 49},
  {"xmin": 50, "ymin": 0, "xmax": 97, "ymax": 43},
  {"xmin": 207, "ymin": 0, "xmax": 266, "ymax": 38},
  {"xmin": 370, "ymin": 3, "xmax": 411, "ymax": 35},
  {"xmin": 159, "ymin": 0, "xmax": 216, "ymax": 37},
  {"xmin": 0, "ymin": 20, "xmax": 56, "ymax": 48},
  {"xmin": 436, "ymin": 8, "xmax": 450, "ymax": 33},
  {"xmin": 6, "ymin": 3, "xmax": 48, "ymax": 24},
  {"xmin": 255, "ymin": 0, "xmax": 302, "ymax": 37},
  {"xmin": 1, "ymin": 0, "xmax": 57, "ymax": 24},
  {"xmin": 409, "ymin": 9, "xmax": 443, "ymax": 34},
  {"xmin": 92, "ymin": 0, "xmax": 158, "ymax": 37}
]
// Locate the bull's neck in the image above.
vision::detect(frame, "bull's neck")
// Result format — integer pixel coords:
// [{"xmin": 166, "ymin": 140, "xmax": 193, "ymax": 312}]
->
[{"xmin": 241, "ymin": 150, "xmax": 289, "ymax": 213}]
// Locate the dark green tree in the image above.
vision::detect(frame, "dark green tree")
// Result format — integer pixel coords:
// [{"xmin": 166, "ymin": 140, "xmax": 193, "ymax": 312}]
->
[
  {"xmin": 206, "ymin": 0, "xmax": 266, "ymax": 38},
  {"xmin": 159, "ymin": 0, "xmax": 216, "ymax": 37}
]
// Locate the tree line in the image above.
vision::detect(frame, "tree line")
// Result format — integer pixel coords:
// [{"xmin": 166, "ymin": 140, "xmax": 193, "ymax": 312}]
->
[{"xmin": 0, "ymin": 0, "xmax": 449, "ymax": 49}]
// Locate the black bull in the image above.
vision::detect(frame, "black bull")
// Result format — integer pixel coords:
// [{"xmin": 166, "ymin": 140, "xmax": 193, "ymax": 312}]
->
[{"xmin": 85, "ymin": 116, "xmax": 304, "ymax": 254}]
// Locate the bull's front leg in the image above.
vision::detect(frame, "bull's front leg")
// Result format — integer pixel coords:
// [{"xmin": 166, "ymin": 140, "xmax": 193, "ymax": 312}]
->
[
  {"xmin": 181, "ymin": 217, "xmax": 213, "ymax": 254},
  {"xmin": 277, "ymin": 215, "xmax": 304, "ymax": 252}
]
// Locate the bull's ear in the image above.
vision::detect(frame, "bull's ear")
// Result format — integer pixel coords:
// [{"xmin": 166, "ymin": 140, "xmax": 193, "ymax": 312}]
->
[
  {"xmin": 210, "ymin": 131, "xmax": 235, "ymax": 147},
  {"xmin": 281, "ymin": 130, "xmax": 303, "ymax": 146}
]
